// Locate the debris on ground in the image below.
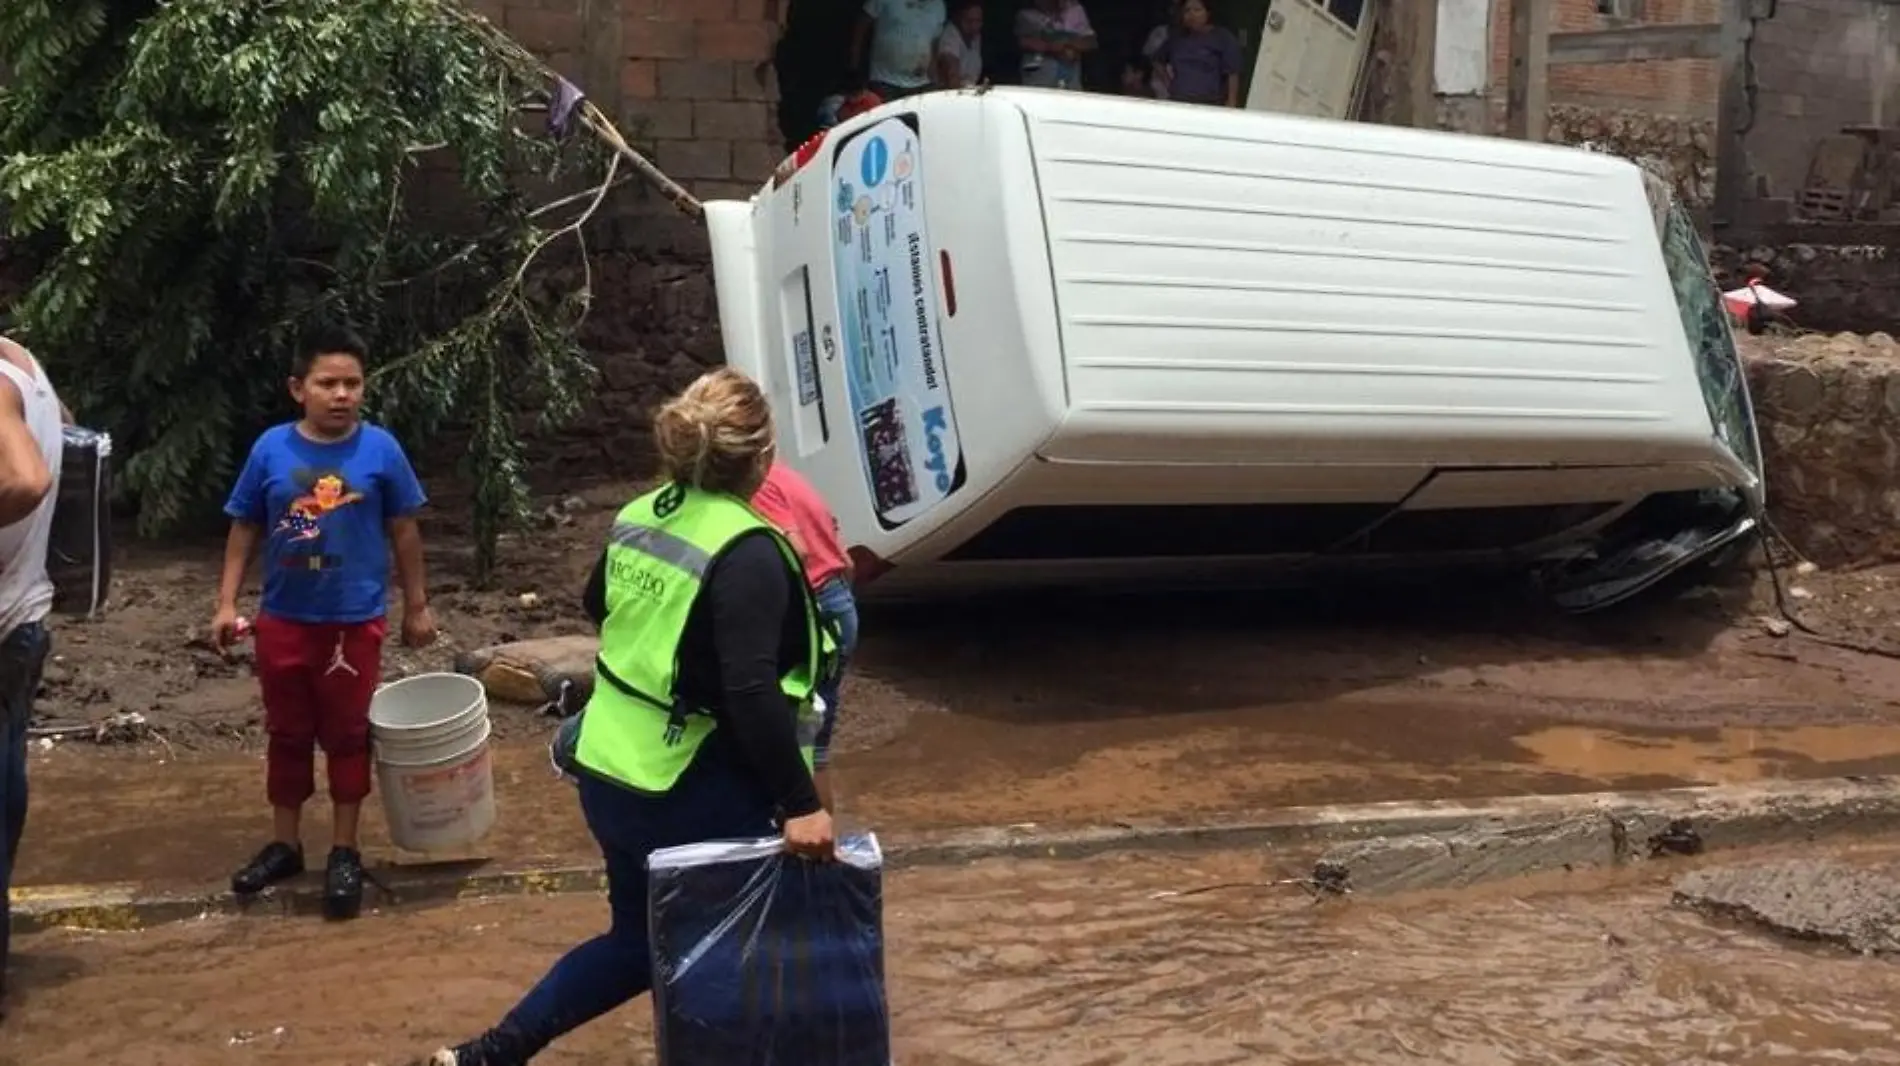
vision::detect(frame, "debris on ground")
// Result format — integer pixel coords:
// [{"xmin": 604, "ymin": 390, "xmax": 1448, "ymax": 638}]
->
[
  {"xmin": 29, "ymin": 711, "xmax": 162, "ymax": 745},
  {"xmin": 1647, "ymin": 818, "xmax": 1704, "ymax": 858},
  {"xmin": 1674, "ymin": 858, "xmax": 1900, "ymax": 955}
]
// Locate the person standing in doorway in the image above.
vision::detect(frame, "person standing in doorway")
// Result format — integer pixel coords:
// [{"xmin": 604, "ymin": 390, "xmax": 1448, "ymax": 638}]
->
[
  {"xmin": 1154, "ymin": 0, "xmax": 1243, "ymax": 107},
  {"xmin": 1018, "ymin": 0, "xmax": 1098, "ymax": 90},
  {"xmin": 852, "ymin": 0, "xmax": 948, "ymax": 103},
  {"xmin": 1138, "ymin": 0, "xmax": 1181, "ymax": 98},
  {"xmin": 212, "ymin": 322, "xmax": 436, "ymax": 922},
  {"xmin": 0, "ymin": 330, "xmax": 64, "ymax": 1012},
  {"xmin": 935, "ymin": 0, "xmax": 986, "ymax": 88},
  {"xmin": 751, "ymin": 459, "xmax": 858, "ymax": 810},
  {"xmin": 427, "ymin": 367, "xmax": 837, "ymax": 1066},
  {"xmin": 772, "ymin": 0, "xmax": 860, "ymax": 150}
]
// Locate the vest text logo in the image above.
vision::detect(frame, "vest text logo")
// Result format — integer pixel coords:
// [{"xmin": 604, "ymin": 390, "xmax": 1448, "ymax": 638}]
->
[{"xmin": 610, "ymin": 557, "xmax": 666, "ymax": 600}]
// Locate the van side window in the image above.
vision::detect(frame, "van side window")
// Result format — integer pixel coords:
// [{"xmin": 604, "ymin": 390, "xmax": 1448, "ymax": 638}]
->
[{"xmin": 1658, "ymin": 203, "xmax": 1761, "ymax": 477}]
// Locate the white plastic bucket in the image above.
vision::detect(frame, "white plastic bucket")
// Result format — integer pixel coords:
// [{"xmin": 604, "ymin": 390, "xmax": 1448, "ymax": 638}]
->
[{"xmin": 368, "ymin": 672, "xmax": 497, "ymax": 853}]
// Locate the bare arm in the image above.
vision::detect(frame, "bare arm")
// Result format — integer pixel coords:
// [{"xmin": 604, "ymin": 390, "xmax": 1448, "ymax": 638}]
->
[
  {"xmin": 388, "ymin": 516, "xmax": 428, "ymax": 611},
  {"xmin": 0, "ymin": 378, "xmax": 52, "ymax": 527},
  {"xmin": 935, "ymin": 46, "xmax": 961, "ymax": 87},
  {"xmin": 217, "ymin": 521, "xmax": 261, "ymax": 611},
  {"xmin": 1225, "ymin": 73, "xmax": 1239, "ymax": 107}
]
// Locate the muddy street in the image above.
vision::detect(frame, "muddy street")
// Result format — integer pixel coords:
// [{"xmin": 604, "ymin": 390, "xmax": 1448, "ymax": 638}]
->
[
  {"xmin": 11, "ymin": 840, "xmax": 1900, "ymax": 1066},
  {"xmin": 13, "ymin": 488, "xmax": 1900, "ymax": 1063},
  {"xmin": 18, "ymin": 487, "xmax": 1900, "ymax": 887}
]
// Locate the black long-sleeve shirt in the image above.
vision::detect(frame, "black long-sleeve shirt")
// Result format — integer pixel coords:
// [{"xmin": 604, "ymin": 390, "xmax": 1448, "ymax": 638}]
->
[{"xmin": 583, "ymin": 530, "xmax": 821, "ymax": 817}]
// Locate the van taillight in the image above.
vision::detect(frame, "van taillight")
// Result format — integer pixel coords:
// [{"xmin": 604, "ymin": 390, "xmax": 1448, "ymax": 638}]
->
[
  {"xmin": 848, "ymin": 546, "xmax": 894, "ymax": 586},
  {"xmin": 773, "ymin": 130, "xmax": 830, "ymax": 189}
]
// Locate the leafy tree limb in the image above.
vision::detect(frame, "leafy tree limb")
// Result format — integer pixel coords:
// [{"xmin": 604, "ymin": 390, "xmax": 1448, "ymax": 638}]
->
[{"xmin": 0, "ymin": 0, "xmax": 626, "ymax": 584}]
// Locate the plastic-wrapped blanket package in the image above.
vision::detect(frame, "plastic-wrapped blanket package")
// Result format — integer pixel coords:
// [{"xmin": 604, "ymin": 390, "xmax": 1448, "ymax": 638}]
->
[
  {"xmin": 647, "ymin": 833, "xmax": 891, "ymax": 1066},
  {"xmin": 48, "ymin": 426, "xmax": 112, "ymax": 617}
]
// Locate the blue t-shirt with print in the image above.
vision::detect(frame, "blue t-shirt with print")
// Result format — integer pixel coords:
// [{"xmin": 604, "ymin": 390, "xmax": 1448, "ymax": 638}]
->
[{"xmin": 224, "ymin": 422, "xmax": 427, "ymax": 624}]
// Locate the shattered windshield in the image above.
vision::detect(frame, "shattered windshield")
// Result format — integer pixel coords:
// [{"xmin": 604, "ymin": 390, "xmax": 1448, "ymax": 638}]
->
[{"xmin": 1656, "ymin": 201, "xmax": 1762, "ymax": 480}]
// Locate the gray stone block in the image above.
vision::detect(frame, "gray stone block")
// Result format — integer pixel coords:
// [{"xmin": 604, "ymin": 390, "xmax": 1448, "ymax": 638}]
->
[{"xmin": 1675, "ymin": 859, "xmax": 1900, "ymax": 954}]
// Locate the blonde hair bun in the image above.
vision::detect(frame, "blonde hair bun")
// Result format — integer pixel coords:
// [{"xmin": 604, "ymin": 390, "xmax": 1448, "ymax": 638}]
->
[{"xmin": 652, "ymin": 367, "xmax": 775, "ymax": 494}]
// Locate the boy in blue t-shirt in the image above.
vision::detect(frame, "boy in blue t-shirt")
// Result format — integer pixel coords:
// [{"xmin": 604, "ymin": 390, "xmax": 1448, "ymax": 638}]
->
[{"xmin": 211, "ymin": 322, "xmax": 436, "ymax": 921}]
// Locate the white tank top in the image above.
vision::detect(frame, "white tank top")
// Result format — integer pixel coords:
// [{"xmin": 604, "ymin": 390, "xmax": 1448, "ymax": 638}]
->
[{"xmin": 0, "ymin": 345, "xmax": 64, "ymax": 636}]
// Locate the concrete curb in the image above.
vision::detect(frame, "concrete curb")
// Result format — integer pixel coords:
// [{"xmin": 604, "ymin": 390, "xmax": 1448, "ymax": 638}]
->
[{"xmin": 13, "ymin": 775, "xmax": 1900, "ymax": 934}]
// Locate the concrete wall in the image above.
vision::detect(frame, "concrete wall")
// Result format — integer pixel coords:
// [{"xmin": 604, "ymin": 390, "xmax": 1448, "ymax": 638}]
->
[
  {"xmin": 1428, "ymin": 0, "xmax": 1900, "ymax": 213},
  {"xmin": 1745, "ymin": 0, "xmax": 1900, "ymax": 201}
]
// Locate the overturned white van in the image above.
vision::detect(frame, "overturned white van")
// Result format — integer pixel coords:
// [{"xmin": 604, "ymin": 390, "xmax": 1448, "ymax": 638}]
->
[{"xmin": 704, "ymin": 87, "xmax": 1762, "ymax": 612}]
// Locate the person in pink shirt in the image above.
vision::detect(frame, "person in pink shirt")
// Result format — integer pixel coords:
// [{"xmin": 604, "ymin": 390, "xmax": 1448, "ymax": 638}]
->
[{"xmin": 750, "ymin": 460, "xmax": 857, "ymax": 807}]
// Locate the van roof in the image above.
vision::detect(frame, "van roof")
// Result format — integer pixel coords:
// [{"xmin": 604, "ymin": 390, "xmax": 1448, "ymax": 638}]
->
[
  {"xmin": 973, "ymin": 86, "xmax": 1641, "ymax": 182},
  {"xmin": 928, "ymin": 88, "xmax": 1715, "ymax": 469}
]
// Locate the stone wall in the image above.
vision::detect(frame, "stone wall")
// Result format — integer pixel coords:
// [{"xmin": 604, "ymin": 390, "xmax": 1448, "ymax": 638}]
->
[
  {"xmin": 1546, "ymin": 104, "xmax": 1713, "ymax": 208},
  {"xmin": 1742, "ymin": 332, "xmax": 1900, "ymax": 567},
  {"xmin": 414, "ymin": 218, "xmax": 728, "ymax": 496},
  {"xmin": 1710, "ymin": 239, "xmax": 1900, "ymax": 333}
]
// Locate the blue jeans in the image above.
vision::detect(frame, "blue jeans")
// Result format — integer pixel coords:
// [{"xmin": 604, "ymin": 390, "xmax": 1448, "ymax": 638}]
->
[
  {"xmin": 0, "ymin": 621, "xmax": 49, "ymax": 995},
  {"xmin": 813, "ymin": 576, "xmax": 859, "ymax": 770},
  {"xmin": 492, "ymin": 751, "xmax": 777, "ymax": 1057}
]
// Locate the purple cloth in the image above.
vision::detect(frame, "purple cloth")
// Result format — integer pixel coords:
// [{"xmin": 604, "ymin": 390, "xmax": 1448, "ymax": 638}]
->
[
  {"xmin": 548, "ymin": 77, "xmax": 585, "ymax": 139},
  {"xmin": 1156, "ymin": 27, "xmax": 1241, "ymax": 105}
]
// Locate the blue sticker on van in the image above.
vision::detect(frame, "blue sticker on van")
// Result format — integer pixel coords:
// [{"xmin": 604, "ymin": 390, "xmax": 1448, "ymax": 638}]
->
[
  {"xmin": 859, "ymin": 137, "xmax": 889, "ymax": 187},
  {"xmin": 829, "ymin": 116, "xmax": 963, "ymax": 529}
]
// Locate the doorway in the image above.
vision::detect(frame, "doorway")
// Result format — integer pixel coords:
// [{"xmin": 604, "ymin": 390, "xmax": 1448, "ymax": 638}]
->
[
  {"xmin": 1243, "ymin": 0, "xmax": 1374, "ymax": 119},
  {"xmin": 767, "ymin": 0, "xmax": 1378, "ymax": 150}
]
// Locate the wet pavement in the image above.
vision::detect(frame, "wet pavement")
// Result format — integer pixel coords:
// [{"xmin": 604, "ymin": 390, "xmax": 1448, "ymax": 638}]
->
[
  {"xmin": 21, "ymin": 707, "xmax": 1900, "ymax": 891},
  {"xmin": 11, "ymin": 841, "xmax": 1900, "ymax": 1066}
]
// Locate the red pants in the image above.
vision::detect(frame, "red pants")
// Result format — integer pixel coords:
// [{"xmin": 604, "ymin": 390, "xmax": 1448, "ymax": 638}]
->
[{"xmin": 254, "ymin": 614, "xmax": 386, "ymax": 809}]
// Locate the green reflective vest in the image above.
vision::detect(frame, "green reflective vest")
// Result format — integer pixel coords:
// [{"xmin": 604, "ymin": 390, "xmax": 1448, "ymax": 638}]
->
[{"xmin": 574, "ymin": 481, "xmax": 835, "ymax": 794}]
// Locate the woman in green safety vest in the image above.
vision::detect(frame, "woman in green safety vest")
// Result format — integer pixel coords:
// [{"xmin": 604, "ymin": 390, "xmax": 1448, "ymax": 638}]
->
[{"xmin": 428, "ymin": 367, "xmax": 839, "ymax": 1066}]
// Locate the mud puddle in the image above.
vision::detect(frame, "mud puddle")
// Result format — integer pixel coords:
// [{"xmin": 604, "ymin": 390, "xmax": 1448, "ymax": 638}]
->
[{"xmin": 11, "ymin": 843, "xmax": 1900, "ymax": 1065}]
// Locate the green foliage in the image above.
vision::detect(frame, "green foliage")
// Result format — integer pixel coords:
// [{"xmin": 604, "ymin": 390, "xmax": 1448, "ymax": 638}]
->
[{"xmin": 0, "ymin": 0, "xmax": 605, "ymax": 583}]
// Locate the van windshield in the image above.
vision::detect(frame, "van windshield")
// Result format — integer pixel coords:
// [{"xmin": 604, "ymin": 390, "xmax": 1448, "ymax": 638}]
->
[{"xmin": 1657, "ymin": 201, "xmax": 1761, "ymax": 478}]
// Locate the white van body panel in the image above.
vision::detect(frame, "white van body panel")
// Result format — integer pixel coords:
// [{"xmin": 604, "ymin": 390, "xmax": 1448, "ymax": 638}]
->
[
  {"xmin": 1024, "ymin": 94, "xmax": 1719, "ymax": 468},
  {"xmin": 705, "ymin": 88, "xmax": 1760, "ymax": 600}
]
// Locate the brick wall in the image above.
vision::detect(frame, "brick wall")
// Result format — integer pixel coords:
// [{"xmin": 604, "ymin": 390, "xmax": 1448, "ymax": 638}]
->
[
  {"xmin": 470, "ymin": 0, "xmax": 785, "ymax": 203},
  {"xmin": 435, "ymin": 0, "xmax": 788, "ymax": 490},
  {"xmin": 1486, "ymin": 0, "xmax": 1720, "ymax": 116},
  {"xmin": 630, "ymin": 1, "xmax": 782, "ymax": 201}
]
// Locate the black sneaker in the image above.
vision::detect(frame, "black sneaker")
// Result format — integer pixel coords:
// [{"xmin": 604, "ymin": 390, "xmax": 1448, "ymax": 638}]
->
[
  {"xmin": 323, "ymin": 846, "xmax": 366, "ymax": 921},
  {"xmin": 231, "ymin": 842, "xmax": 304, "ymax": 896}
]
